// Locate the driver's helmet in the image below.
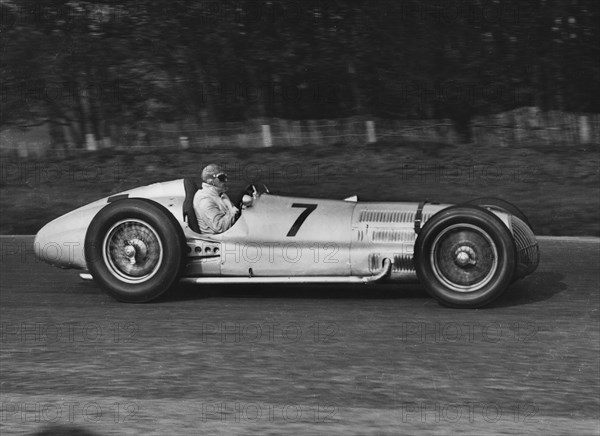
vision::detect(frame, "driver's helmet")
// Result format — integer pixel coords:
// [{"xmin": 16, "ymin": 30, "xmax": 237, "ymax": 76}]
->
[{"xmin": 201, "ymin": 164, "xmax": 226, "ymax": 183}]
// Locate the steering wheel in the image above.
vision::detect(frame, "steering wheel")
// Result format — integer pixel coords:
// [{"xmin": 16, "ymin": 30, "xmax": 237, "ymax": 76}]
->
[{"xmin": 239, "ymin": 183, "xmax": 269, "ymax": 209}]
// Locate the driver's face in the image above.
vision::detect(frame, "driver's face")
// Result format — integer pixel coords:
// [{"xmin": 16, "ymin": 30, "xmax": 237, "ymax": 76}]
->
[{"xmin": 211, "ymin": 173, "xmax": 228, "ymax": 193}]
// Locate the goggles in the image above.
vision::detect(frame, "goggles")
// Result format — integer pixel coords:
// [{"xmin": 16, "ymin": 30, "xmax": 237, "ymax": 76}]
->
[{"xmin": 213, "ymin": 173, "xmax": 228, "ymax": 182}]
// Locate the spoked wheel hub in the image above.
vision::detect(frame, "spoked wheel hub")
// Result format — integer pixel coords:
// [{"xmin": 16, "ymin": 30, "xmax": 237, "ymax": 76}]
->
[
  {"xmin": 454, "ymin": 246, "xmax": 477, "ymax": 267},
  {"xmin": 431, "ymin": 223, "xmax": 498, "ymax": 293},
  {"xmin": 123, "ymin": 238, "xmax": 148, "ymax": 265},
  {"xmin": 103, "ymin": 219, "xmax": 163, "ymax": 283}
]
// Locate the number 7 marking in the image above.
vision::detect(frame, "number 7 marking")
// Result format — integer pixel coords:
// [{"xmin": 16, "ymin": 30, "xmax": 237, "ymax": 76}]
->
[{"xmin": 287, "ymin": 203, "xmax": 318, "ymax": 237}]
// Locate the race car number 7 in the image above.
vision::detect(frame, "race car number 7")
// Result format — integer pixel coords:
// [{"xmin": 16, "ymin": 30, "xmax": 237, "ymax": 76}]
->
[{"xmin": 287, "ymin": 203, "xmax": 318, "ymax": 236}]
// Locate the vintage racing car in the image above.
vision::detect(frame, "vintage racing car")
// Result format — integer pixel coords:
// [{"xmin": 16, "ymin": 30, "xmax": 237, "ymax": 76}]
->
[{"xmin": 34, "ymin": 179, "xmax": 539, "ymax": 308}]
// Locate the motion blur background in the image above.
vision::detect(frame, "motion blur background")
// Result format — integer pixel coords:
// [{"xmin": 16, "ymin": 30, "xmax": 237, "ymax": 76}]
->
[
  {"xmin": 1, "ymin": 0, "xmax": 599, "ymax": 235},
  {"xmin": 1, "ymin": 4, "xmax": 599, "ymax": 436}
]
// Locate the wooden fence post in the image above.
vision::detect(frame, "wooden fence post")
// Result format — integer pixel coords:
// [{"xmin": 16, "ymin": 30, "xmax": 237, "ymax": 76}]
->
[
  {"xmin": 262, "ymin": 124, "xmax": 272, "ymax": 147},
  {"xmin": 85, "ymin": 133, "xmax": 97, "ymax": 151},
  {"xmin": 366, "ymin": 120, "xmax": 376, "ymax": 143},
  {"xmin": 579, "ymin": 115, "xmax": 590, "ymax": 144}
]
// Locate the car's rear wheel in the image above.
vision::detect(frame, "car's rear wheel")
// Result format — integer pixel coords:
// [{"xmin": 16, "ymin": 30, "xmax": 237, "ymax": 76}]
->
[
  {"xmin": 465, "ymin": 197, "xmax": 532, "ymax": 229},
  {"xmin": 414, "ymin": 205, "xmax": 516, "ymax": 308},
  {"xmin": 84, "ymin": 198, "xmax": 186, "ymax": 302},
  {"xmin": 465, "ymin": 197, "xmax": 538, "ymax": 280}
]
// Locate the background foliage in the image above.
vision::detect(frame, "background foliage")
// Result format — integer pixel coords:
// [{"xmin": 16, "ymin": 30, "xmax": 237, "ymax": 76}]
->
[{"xmin": 2, "ymin": 0, "xmax": 599, "ymax": 147}]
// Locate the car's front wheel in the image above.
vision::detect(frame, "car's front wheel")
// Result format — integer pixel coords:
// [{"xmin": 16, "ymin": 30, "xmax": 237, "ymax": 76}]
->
[
  {"xmin": 414, "ymin": 206, "xmax": 516, "ymax": 308},
  {"xmin": 84, "ymin": 198, "xmax": 186, "ymax": 302}
]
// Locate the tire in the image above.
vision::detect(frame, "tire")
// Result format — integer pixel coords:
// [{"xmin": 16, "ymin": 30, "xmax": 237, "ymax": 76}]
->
[
  {"xmin": 84, "ymin": 198, "xmax": 186, "ymax": 303},
  {"xmin": 414, "ymin": 205, "xmax": 516, "ymax": 308},
  {"xmin": 465, "ymin": 197, "xmax": 532, "ymax": 229}
]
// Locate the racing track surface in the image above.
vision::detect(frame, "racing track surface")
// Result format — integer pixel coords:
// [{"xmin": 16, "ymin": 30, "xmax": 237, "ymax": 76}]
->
[{"xmin": 1, "ymin": 236, "xmax": 599, "ymax": 436}]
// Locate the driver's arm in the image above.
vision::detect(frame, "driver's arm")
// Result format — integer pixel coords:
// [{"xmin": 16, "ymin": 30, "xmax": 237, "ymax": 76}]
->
[{"xmin": 197, "ymin": 197, "xmax": 237, "ymax": 234}]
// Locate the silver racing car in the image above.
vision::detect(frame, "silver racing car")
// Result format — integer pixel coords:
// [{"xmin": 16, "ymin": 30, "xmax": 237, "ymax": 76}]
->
[{"xmin": 34, "ymin": 179, "xmax": 539, "ymax": 308}]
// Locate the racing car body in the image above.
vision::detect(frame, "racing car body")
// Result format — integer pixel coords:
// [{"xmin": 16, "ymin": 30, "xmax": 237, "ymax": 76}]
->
[{"xmin": 34, "ymin": 179, "xmax": 539, "ymax": 308}]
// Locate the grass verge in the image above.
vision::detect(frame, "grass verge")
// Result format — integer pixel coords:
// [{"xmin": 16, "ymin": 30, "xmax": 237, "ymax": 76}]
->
[{"xmin": 1, "ymin": 140, "xmax": 598, "ymax": 236}]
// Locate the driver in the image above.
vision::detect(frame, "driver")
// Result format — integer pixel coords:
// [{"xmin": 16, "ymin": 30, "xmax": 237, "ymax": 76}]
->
[{"xmin": 193, "ymin": 164, "xmax": 239, "ymax": 234}]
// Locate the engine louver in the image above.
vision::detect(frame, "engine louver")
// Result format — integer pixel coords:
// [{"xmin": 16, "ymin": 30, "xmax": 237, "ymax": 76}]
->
[
  {"xmin": 359, "ymin": 210, "xmax": 414, "ymax": 223},
  {"xmin": 371, "ymin": 230, "xmax": 415, "ymax": 243}
]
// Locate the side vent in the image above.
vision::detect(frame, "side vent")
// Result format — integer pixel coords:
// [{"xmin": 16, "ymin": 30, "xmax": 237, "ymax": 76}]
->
[
  {"xmin": 371, "ymin": 230, "xmax": 415, "ymax": 243},
  {"xmin": 359, "ymin": 210, "xmax": 415, "ymax": 223},
  {"xmin": 392, "ymin": 254, "xmax": 414, "ymax": 272},
  {"xmin": 368, "ymin": 253, "xmax": 381, "ymax": 272},
  {"xmin": 369, "ymin": 253, "xmax": 415, "ymax": 273},
  {"xmin": 356, "ymin": 230, "xmax": 365, "ymax": 241}
]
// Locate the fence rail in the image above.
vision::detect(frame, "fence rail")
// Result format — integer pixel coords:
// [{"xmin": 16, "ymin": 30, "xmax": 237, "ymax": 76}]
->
[{"xmin": 1, "ymin": 107, "xmax": 599, "ymax": 158}]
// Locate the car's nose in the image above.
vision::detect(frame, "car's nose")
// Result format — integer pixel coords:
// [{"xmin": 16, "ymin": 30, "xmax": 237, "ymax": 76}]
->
[
  {"xmin": 34, "ymin": 221, "xmax": 52, "ymax": 261},
  {"xmin": 33, "ymin": 214, "xmax": 88, "ymax": 269},
  {"xmin": 33, "ymin": 220, "xmax": 69, "ymax": 265}
]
